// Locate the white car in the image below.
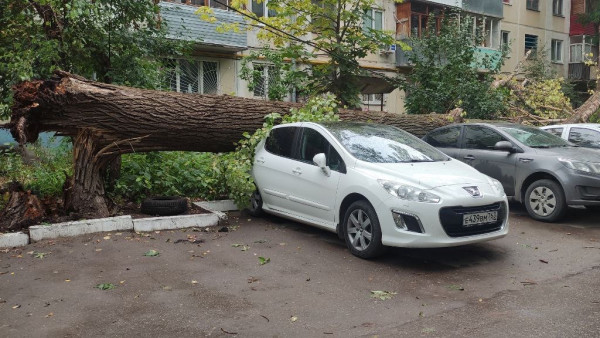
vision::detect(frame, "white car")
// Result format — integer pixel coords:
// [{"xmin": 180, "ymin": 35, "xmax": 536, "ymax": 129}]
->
[
  {"xmin": 250, "ymin": 122, "xmax": 509, "ymax": 258},
  {"xmin": 540, "ymin": 124, "xmax": 600, "ymax": 149}
]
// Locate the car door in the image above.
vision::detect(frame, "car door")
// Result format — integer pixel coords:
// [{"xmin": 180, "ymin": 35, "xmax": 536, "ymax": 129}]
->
[
  {"xmin": 284, "ymin": 126, "xmax": 344, "ymax": 227},
  {"xmin": 422, "ymin": 125, "xmax": 463, "ymax": 158},
  {"xmin": 568, "ymin": 127, "xmax": 600, "ymax": 149},
  {"xmin": 458, "ymin": 125, "xmax": 518, "ymax": 196},
  {"xmin": 253, "ymin": 126, "xmax": 301, "ymax": 214}
]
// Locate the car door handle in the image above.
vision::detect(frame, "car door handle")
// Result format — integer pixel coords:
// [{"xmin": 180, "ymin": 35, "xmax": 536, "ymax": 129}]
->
[
  {"xmin": 464, "ymin": 155, "xmax": 475, "ymax": 160},
  {"xmin": 292, "ymin": 168, "xmax": 302, "ymax": 175},
  {"xmin": 255, "ymin": 157, "xmax": 265, "ymax": 164}
]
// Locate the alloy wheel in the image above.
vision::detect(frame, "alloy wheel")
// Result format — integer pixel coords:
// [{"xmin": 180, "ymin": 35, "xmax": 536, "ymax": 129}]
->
[{"xmin": 346, "ymin": 209, "xmax": 373, "ymax": 251}]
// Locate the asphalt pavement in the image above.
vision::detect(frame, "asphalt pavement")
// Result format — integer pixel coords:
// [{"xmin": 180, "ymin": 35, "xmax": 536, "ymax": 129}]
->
[{"xmin": 1, "ymin": 204, "xmax": 599, "ymax": 337}]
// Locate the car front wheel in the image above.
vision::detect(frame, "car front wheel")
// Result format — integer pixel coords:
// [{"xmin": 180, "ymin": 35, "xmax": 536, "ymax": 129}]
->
[
  {"xmin": 247, "ymin": 189, "xmax": 263, "ymax": 217},
  {"xmin": 524, "ymin": 179, "xmax": 567, "ymax": 222},
  {"xmin": 343, "ymin": 200, "xmax": 384, "ymax": 259}
]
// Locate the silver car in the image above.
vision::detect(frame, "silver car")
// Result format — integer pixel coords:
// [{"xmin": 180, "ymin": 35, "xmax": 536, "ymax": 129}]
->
[
  {"xmin": 423, "ymin": 123, "xmax": 600, "ymax": 222},
  {"xmin": 540, "ymin": 123, "xmax": 600, "ymax": 149}
]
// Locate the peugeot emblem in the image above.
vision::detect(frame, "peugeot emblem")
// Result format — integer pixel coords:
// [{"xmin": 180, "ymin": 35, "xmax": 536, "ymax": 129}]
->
[{"xmin": 463, "ymin": 186, "xmax": 482, "ymax": 198}]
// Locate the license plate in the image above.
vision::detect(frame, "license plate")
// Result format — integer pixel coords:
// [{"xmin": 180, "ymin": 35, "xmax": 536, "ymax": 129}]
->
[{"xmin": 463, "ymin": 211, "xmax": 498, "ymax": 227}]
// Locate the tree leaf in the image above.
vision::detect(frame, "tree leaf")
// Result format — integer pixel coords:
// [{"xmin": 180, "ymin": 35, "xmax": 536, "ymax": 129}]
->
[{"xmin": 144, "ymin": 249, "xmax": 160, "ymax": 257}]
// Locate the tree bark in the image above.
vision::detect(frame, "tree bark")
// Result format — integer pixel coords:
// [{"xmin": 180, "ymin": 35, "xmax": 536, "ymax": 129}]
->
[{"xmin": 8, "ymin": 71, "xmax": 456, "ymax": 217}]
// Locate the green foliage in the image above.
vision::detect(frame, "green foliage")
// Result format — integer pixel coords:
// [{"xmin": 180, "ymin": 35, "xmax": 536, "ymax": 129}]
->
[
  {"xmin": 222, "ymin": 94, "xmax": 340, "ymax": 209},
  {"xmin": 0, "ymin": 139, "xmax": 73, "ymax": 198},
  {"xmin": 401, "ymin": 12, "xmax": 507, "ymax": 119},
  {"xmin": 0, "ymin": 0, "xmax": 190, "ymax": 119},
  {"xmin": 205, "ymin": 0, "xmax": 398, "ymax": 108},
  {"xmin": 112, "ymin": 152, "xmax": 227, "ymax": 202}
]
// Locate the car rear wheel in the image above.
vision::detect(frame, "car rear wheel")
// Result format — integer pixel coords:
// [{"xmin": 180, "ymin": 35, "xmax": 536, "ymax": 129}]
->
[
  {"xmin": 524, "ymin": 179, "xmax": 566, "ymax": 222},
  {"xmin": 247, "ymin": 189, "xmax": 263, "ymax": 217},
  {"xmin": 343, "ymin": 200, "xmax": 385, "ymax": 259}
]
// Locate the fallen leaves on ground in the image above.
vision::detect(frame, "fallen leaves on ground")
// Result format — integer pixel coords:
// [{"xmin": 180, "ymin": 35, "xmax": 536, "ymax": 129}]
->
[
  {"xmin": 95, "ymin": 283, "xmax": 115, "ymax": 290},
  {"xmin": 370, "ymin": 290, "xmax": 397, "ymax": 300},
  {"xmin": 258, "ymin": 257, "xmax": 270, "ymax": 265},
  {"xmin": 447, "ymin": 285, "xmax": 465, "ymax": 291},
  {"xmin": 144, "ymin": 250, "xmax": 160, "ymax": 257},
  {"xmin": 290, "ymin": 315, "xmax": 298, "ymax": 323},
  {"xmin": 34, "ymin": 252, "xmax": 49, "ymax": 259}
]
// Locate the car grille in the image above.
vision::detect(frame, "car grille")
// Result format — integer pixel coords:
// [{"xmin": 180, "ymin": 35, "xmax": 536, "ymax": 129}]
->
[{"xmin": 439, "ymin": 202, "xmax": 507, "ymax": 238}]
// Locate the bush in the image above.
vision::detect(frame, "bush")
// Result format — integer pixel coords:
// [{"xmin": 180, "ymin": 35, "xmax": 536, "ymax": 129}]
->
[
  {"xmin": 0, "ymin": 138, "xmax": 72, "ymax": 198},
  {"xmin": 112, "ymin": 151, "xmax": 227, "ymax": 202}
]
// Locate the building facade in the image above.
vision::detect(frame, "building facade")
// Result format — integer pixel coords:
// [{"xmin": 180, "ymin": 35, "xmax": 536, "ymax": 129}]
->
[
  {"xmin": 568, "ymin": 0, "xmax": 598, "ymax": 82},
  {"xmin": 500, "ymin": 0, "xmax": 571, "ymax": 77}
]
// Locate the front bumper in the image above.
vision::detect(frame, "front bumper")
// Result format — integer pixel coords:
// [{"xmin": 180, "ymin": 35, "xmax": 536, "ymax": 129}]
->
[
  {"xmin": 559, "ymin": 169, "xmax": 600, "ymax": 206},
  {"xmin": 374, "ymin": 186, "xmax": 509, "ymax": 248}
]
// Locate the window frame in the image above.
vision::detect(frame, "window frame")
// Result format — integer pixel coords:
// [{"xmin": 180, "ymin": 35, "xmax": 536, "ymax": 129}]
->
[
  {"xmin": 551, "ymin": 39, "xmax": 563, "ymax": 63},
  {"xmin": 424, "ymin": 126, "xmax": 462, "ymax": 149},
  {"xmin": 363, "ymin": 8, "xmax": 384, "ymax": 31},
  {"xmin": 166, "ymin": 58, "xmax": 220, "ymax": 95},
  {"xmin": 524, "ymin": 34, "xmax": 538, "ymax": 55},
  {"xmin": 568, "ymin": 127, "xmax": 600, "ymax": 148},
  {"xmin": 265, "ymin": 126, "xmax": 301, "ymax": 159},
  {"xmin": 251, "ymin": 0, "xmax": 276, "ymax": 18},
  {"xmin": 297, "ymin": 127, "xmax": 346, "ymax": 173},
  {"xmin": 501, "ymin": 30, "xmax": 510, "ymax": 50},
  {"xmin": 462, "ymin": 125, "xmax": 509, "ymax": 150},
  {"xmin": 552, "ymin": 0, "xmax": 564, "ymax": 16},
  {"xmin": 526, "ymin": 0, "xmax": 539, "ymax": 11}
]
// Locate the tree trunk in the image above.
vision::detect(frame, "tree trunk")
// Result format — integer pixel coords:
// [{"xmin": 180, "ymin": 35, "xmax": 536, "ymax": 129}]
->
[
  {"xmin": 0, "ymin": 183, "xmax": 44, "ymax": 232},
  {"xmin": 8, "ymin": 71, "xmax": 456, "ymax": 218},
  {"xmin": 566, "ymin": 91, "xmax": 600, "ymax": 123}
]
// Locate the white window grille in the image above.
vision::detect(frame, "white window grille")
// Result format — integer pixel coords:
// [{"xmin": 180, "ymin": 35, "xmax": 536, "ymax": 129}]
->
[
  {"xmin": 252, "ymin": 63, "xmax": 277, "ymax": 98},
  {"xmin": 164, "ymin": 59, "xmax": 219, "ymax": 94}
]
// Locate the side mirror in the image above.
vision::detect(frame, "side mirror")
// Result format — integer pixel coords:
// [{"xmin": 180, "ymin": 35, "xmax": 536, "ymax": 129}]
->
[
  {"xmin": 494, "ymin": 141, "xmax": 516, "ymax": 153},
  {"xmin": 312, "ymin": 153, "xmax": 331, "ymax": 177}
]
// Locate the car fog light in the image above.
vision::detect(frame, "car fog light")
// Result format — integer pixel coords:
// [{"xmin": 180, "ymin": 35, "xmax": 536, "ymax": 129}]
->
[{"xmin": 392, "ymin": 210, "xmax": 424, "ymax": 233}]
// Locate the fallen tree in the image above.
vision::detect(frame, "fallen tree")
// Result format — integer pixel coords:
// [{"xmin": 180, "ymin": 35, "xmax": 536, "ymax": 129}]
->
[{"xmin": 5, "ymin": 71, "xmax": 456, "ymax": 219}]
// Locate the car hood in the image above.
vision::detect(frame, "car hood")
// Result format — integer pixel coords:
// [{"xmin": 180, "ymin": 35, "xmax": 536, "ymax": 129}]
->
[
  {"xmin": 356, "ymin": 159, "xmax": 489, "ymax": 189},
  {"xmin": 530, "ymin": 146, "xmax": 600, "ymax": 161}
]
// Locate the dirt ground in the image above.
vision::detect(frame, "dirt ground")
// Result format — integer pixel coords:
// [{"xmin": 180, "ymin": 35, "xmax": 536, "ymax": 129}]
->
[{"xmin": 1, "ymin": 204, "xmax": 599, "ymax": 337}]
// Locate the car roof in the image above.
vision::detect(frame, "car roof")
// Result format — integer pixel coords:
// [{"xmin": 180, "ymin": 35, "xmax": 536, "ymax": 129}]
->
[{"xmin": 540, "ymin": 123, "xmax": 600, "ymax": 129}]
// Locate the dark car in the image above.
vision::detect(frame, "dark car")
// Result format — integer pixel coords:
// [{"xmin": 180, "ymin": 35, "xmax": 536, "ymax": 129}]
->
[{"xmin": 423, "ymin": 123, "xmax": 600, "ymax": 222}]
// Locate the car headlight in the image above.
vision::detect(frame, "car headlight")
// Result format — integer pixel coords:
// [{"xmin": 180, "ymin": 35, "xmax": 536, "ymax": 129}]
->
[
  {"xmin": 487, "ymin": 177, "xmax": 505, "ymax": 195},
  {"xmin": 378, "ymin": 180, "xmax": 441, "ymax": 203},
  {"xmin": 559, "ymin": 158, "xmax": 600, "ymax": 174}
]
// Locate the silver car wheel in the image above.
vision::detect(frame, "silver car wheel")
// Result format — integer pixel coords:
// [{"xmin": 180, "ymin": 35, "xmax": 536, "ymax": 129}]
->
[
  {"xmin": 346, "ymin": 209, "xmax": 373, "ymax": 251},
  {"xmin": 529, "ymin": 186, "xmax": 556, "ymax": 216}
]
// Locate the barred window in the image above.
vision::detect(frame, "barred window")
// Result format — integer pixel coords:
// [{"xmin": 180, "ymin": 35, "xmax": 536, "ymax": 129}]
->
[{"xmin": 164, "ymin": 59, "xmax": 219, "ymax": 94}]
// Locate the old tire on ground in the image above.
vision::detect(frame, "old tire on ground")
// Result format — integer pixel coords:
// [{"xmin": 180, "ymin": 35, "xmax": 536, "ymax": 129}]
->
[
  {"xmin": 343, "ymin": 200, "xmax": 385, "ymax": 259},
  {"xmin": 247, "ymin": 189, "xmax": 263, "ymax": 217},
  {"xmin": 141, "ymin": 196, "xmax": 188, "ymax": 216},
  {"xmin": 524, "ymin": 179, "xmax": 567, "ymax": 222}
]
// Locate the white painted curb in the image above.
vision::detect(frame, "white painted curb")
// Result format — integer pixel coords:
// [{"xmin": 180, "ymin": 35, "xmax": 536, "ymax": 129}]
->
[
  {"xmin": 29, "ymin": 215, "xmax": 134, "ymax": 242},
  {"xmin": 0, "ymin": 232, "xmax": 29, "ymax": 248},
  {"xmin": 133, "ymin": 213, "xmax": 220, "ymax": 232},
  {"xmin": 195, "ymin": 200, "xmax": 239, "ymax": 212}
]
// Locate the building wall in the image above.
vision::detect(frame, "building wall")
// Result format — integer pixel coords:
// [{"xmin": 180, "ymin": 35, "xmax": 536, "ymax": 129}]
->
[{"xmin": 501, "ymin": 0, "xmax": 571, "ymax": 78}]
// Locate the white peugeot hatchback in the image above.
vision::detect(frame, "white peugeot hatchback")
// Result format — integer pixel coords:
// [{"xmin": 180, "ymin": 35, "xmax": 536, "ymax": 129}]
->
[{"xmin": 250, "ymin": 122, "xmax": 509, "ymax": 258}]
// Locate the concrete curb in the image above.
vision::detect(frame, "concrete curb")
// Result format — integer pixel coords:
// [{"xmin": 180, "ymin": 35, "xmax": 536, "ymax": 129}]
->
[
  {"xmin": 195, "ymin": 200, "xmax": 239, "ymax": 212},
  {"xmin": 0, "ymin": 232, "xmax": 29, "ymax": 248},
  {"xmin": 132, "ymin": 213, "xmax": 220, "ymax": 232},
  {"xmin": 29, "ymin": 216, "xmax": 134, "ymax": 242}
]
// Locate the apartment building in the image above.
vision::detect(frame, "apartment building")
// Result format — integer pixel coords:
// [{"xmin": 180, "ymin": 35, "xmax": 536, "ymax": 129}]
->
[
  {"xmin": 158, "ymin": 0, "xmax": 404, "ymax": 113},
  {"xmin": 569, "ymin": 0, "xmax": 598, "ymax": 82},
  {"xmin": 500, "ymin": 0, "xmax": 571, "ymax": 77}
]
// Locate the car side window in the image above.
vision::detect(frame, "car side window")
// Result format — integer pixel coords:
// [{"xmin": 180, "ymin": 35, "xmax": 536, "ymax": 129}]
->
[
  {"xmin": 265, "ymin": 127, "xmax": 298, "ymax": 158},
  {"xmin": 298, "ymin": 128, "xmax": 346, "ymax": 173},
  {"xmin": 464, "ymin": 126, "xmax": 508, "ymax": 150},
  {"xmin": 424, "ymin": 126, "xmax": 461, "ymax": 148},
  {"xmin": 568, "ymin": 128, "xmax": 600, "ymax": 148},
  {"xmin": 545, "ymin": 127, "xmax": 563, "ymax": 137}
]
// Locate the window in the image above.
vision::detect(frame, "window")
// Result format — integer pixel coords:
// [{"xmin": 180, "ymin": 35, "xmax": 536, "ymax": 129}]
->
[
  {"xmin": 363, "ymin": 8, "xmax": 383, "ymax": 31},
  {"xmin": 265, "ymin": 127, "xmax": 299, "ymax": 158},
  {"xmin": 361, "ymin": 94, "xmax": 384, "ymax": 104},
  {"xmin": 568, "ymin": 128, "xmax": 600, "ymax": 149},
  {"xmin": 544, "ymin": 128, "xmax": 564, "ymax": 137},
  {"xmin": 252, "ymin": 63, "xmax": 277, "ymax": 98},
  {"xmin": 298, "ymin": 128, "xmax": 345, "ymax": 172},
  {"xmin": 526, "ymin": 0, "xmax": 539, "ymax": 11},
  {"xmin": 501, "ymin": 30, "xmax": 510, "ymax": 49},
  {"xmin": 424, "ymin": 126, "xmax": 461, "ymax": 148},
  {"xmin": 570, "ymin": 36, "xmax": 595, "ymax": 63},
  {"xmin": 551, "ymin": 39, "xmax": 563, "ymax": 62},
  {"xmin": 252, "ymin": 0, "xmax": 276, "ymax": 17},
  {"xmin": 464, "ymin": 126, "xmax": 508, "ymax": 150},
  {"xmin": 524, "ymin": 34, "xmax": 538, "ymax": 55},
  {"xmin": 552, "ymin": 0, "xmax": 563, "ymax": 16},
  {"xmin": 165, "ymin": 59, "xmax": 219, "ymax": 94},
  {"xmin": 178, "ymin": 0, "xmax": 230, "ymax": 9}
]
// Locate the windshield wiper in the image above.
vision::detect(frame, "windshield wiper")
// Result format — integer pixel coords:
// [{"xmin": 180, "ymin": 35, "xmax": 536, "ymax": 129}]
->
[{"xmin": 530, "ymin": 145, "xmax": 551, "ymax": 148}]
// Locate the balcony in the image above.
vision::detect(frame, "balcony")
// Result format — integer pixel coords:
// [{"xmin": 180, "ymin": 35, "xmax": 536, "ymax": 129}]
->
[
  {"xmin": 159, "ymin": 1, "xmax": 247, "ymax": 52},
  {"xmin": 569, "ymin": 63, "xmax": 591, "ymax": 81}
]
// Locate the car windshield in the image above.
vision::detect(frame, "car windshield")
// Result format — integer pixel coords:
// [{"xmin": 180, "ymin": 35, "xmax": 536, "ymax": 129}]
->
[
  {"xmin": 499, "ymin": 125, "xmax": 571, "ymax": 148},
  {"xmin": 321, "ymin": 123, "xmax": 448, "ymax": 163}
]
